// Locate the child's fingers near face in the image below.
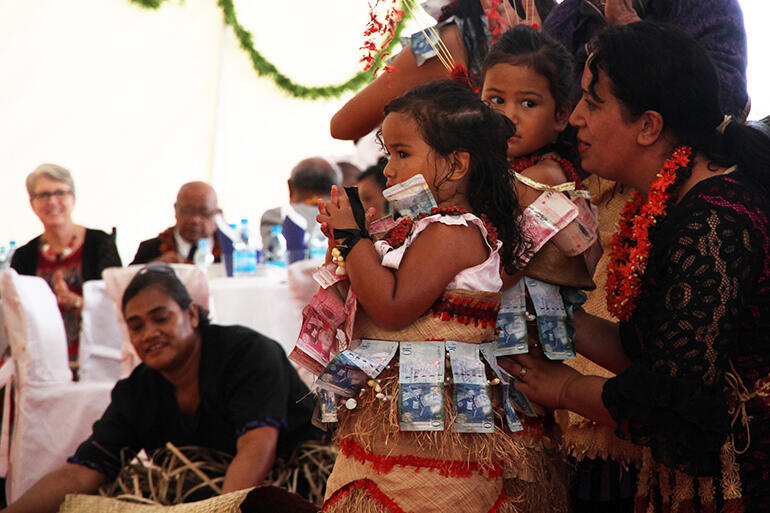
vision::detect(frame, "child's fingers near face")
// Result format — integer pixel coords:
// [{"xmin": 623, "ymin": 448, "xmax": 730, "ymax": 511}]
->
[
  {"xmin": 330, "ymin": 185, "xmax": 341, "ymax": 208},
  {"xmin": 317, "ymin": 198, "xmax": 329, "ymax": 216}
]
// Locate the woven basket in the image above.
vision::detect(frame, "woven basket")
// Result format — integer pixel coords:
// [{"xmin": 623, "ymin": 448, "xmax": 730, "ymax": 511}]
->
[{"xmin": 59, "ymin": 488, "xmax": 250, "ymax": 513}]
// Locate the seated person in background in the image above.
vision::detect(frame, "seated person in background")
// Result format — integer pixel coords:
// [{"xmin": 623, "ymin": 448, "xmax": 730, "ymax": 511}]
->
[
  {"xmin": 337, "ymin": 160, "xmax": 361, "ymax": 187},
  {"xmin": 11, "ymin": 163, "xmax": 122, "ymax": 364},
  {"xmin": 260, "ymin": 158, "xmax": 340, "ymax": 253},
  {"xmin": 2, "ymin": 264, "xmax": 318, "ymax": 513},
  {"xmin": 131, "ymin": 181, "xmax": 222, "ymax": 265},
  {"xmin": 356, "ymin": 156, "xmax": 390, "ymax": 220}
]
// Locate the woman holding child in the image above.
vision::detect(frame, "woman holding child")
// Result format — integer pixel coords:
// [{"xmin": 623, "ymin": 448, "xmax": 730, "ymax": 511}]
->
[{"xmin": 502, "ymin": 22, "xmax": 770, "ymax": 512}]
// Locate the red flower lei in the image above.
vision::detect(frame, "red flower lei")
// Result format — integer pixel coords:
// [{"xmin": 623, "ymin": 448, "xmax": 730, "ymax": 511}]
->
[
  {"xmin": 605, "ymin": 146, "xmax": 693, "ymax": 321},
  {"xmin": 383, "ymin": 207, "xmax": 498, "ymax": 249},
  {"xmin": 509, "ymin": 154, "xmax": 583, "ymax": 190}
]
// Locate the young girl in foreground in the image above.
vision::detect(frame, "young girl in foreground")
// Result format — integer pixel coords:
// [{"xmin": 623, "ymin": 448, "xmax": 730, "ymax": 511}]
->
[{"xmin": 317, "ymin": 80, "xmax": 553, "ymax": 512}]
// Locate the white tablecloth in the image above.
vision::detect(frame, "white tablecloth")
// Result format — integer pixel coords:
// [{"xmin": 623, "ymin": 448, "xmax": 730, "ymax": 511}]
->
[{"xmin": 208, "ymin": 265, "xmax": 306, "ymax": 355}]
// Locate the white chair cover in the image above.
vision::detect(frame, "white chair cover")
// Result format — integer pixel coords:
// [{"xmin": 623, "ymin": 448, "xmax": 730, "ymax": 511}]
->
[
  {"xmin": 0, "ymin": 269, "xmax": 70, "ymax": 385},
  {"xmin": 102, "ymin": 264, "xmax": 211, "ymax": 378},
  {"xmin": 0, "ymin": 269, "xmax": 113, "ymax": 502},
  {"xmin": 79, "ymin": 280, "xmax": 123, "ymax": 383}
]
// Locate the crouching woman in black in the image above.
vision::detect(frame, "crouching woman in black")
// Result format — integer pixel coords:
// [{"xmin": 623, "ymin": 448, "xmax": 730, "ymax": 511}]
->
[{"xmin": 3, "ymin": 264, "xmax": 317, "ymax": 513}]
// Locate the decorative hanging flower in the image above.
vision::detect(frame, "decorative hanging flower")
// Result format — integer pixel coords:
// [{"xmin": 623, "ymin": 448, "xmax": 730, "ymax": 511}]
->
[{"xmin": 361, "ymin": 0, "xmax": 405, "ymax": 75}]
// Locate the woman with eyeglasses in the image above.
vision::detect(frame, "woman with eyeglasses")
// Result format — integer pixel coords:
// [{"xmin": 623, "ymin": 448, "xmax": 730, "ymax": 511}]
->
[{"xmin": 10, "ymin": 163, "xmax": 122, "ymax": 366}]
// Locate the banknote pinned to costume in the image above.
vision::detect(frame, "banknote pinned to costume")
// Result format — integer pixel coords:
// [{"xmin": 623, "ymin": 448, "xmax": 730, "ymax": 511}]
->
[
  {"xmin": 382, "ymin": 174, "xmax": 438, "ymax": 218},
  {"xmin": 480, "ymin": 343, "xmax": 525, "ymax": 429},
  {"xmin": 314, "ymin": 339, "xmax": 399, "ymax": 397},
  {"xmin": 399, "ymin": 341, "xmax": 446, "ymax": 431},
  {"xmin": 519, "ymin": 190, "xmax": 579, "ymax": 265},
  {"xmin": 313, "ymin": 262, "xmax": 347, "ymax": 289},
  {"xmin": 290, "ymin": 286, "xmax": 347, "ymax": 374},
  {"xmin": 524, "ymin": 277, "xmax": 575, "ymax": 360},
  {"xmin": 369, "ymin": 215, "xmax": 398, "ymax": 236},
  {"xmin": 551, "ymin": 194, "xmax": 599, "ymax": 257},
  {"xmin": 341, "ymin": 287, "xmax": 357, "ymax": 351},
  {"xmin": 494, "ymin": 279, "xmax": 528, "ymax": 357},
  {"xmin": 319, "ymin": 388, "xmax": 339, "ymax": 423},
  {"xmin": 447, "ymin": 341, "xmax": 494, "ymax": 433}
]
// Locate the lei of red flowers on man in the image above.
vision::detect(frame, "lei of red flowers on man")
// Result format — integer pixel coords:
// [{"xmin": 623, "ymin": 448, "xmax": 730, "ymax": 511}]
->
[{"xmin": 606, "ymin": 146, "xmax": 692, "ymax": 321}]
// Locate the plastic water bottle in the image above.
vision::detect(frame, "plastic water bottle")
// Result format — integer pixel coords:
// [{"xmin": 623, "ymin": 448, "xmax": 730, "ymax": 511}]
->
[
  {"xmin": 307, "ymin": 224, "xmax": 327, "ymax": 261},
  {"xmin": 264, "ymin": 225, "xmax": 287, "ymax": 267},
  {"xmin": 0, "ymin": 245, "xmax": 8, "ymax": 270},
  {"xmin": 233, "ymin": 219, "xmax": 258, "ymax": 277},
  {"xmin": 194, "ymin": 238, "xmax": 215, "ymax": 274},
  {"xmin": 8, "ymin": 241, "xmax": 16, "ymax": 263}
]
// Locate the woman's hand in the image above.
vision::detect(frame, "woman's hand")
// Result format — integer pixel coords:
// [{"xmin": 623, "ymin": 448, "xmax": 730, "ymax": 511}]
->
[
  {"xmin": 53, "ymin": 270, "xmax": 82, "ymax": 312},
  {"xmin": 499, "ymin": 349, "xmax": 581, "ymax": 411},
  {"xmin": 605, "ymin": 0, "xmax": 641, "ymax": 25}
]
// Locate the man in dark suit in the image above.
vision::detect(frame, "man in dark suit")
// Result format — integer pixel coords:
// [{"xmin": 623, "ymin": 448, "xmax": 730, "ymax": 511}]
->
[{"xmin": 131, "ymin": 182, "xmax": 222, "ymax": 265}]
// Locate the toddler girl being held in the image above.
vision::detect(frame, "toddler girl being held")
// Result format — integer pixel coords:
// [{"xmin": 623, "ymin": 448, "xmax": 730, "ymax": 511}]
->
[{"xmin": 315, "ymin": 80, "xmax": 557, "ymax": 513}]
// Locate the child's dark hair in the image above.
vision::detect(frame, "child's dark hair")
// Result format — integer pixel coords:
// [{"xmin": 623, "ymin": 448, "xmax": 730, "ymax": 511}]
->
[
  {"xmin": 122, "ymin": 263, "xmax": 210, "ymax": 328},
  {"xmin": 383, "ymin": 79, "xmax": 529, "ymax": 273},
  {"xmin": 483, "ymin": 25, "xmax": 579, "ymax": 163},
  {"xmin": 484, "ymin": 25, "xmax": 575, "ymax": 116},
  {"xmin": 358, "ymin": 157, "xmax": 388, "ymax": 191}
]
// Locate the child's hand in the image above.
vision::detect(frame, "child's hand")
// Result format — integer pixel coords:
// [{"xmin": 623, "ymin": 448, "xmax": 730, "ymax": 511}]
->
[{"xmin": 317, "ymin": 186, "xmax": 360, "ymax": 239}]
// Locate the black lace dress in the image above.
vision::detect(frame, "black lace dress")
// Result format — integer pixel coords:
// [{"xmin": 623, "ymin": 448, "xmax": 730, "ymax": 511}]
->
[{"xmin": 601, "ymin": 170, "xmax": 770, "ymax": 512}]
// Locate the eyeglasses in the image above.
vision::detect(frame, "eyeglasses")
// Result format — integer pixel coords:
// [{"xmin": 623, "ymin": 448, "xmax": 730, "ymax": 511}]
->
[
  {"xmin": 176, "ymin": 206, "xmax": 221, "ymax": 220},
  {"xmin": 31, "ymin": 190, "xmax": 73, "ymax": 201}
]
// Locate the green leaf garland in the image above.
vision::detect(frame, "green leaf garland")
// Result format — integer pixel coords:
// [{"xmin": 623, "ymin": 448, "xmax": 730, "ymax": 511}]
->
[{"xmin": 129, "ymin": 0, "xmax": 411, "ymax": 99}]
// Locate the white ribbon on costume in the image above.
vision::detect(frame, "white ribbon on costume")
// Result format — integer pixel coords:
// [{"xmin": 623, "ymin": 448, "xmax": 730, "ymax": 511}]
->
[{"xmin": 513, "ymin": 172, "xmax": 591, "ymax": 198}]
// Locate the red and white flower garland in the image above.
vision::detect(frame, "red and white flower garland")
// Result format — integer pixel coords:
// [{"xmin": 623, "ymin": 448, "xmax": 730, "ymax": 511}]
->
[{"xmin": 606, "ymin": 146, "xmax": 693, "ymax": 321}]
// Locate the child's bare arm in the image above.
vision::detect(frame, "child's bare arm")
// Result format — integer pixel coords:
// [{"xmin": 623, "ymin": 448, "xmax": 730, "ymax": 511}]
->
[
  {"xmin": 318, "ymin": 187, "xmax": 488, "ymax": 329},
  {"xmin": 345, "ymin": 222, "xmax": 488, "ymax": 329},
  {"xmin": 514, "ymin": 158, "xmax": 569, "ymax": 207}
]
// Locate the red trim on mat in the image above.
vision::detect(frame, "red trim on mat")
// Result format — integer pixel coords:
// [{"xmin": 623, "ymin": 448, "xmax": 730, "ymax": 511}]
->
[
  {"xmin": 488, "ymin": 486, "xmax": 511, "ymax": 513},
  {"xmin": 323, "ymin": 479, "xmax": 407, "ymax": 513},
  {"xmin": 339, "ymin": 437, "xmax": 504, "ymax": 479},
  {"xmin": 323, "ymin": 477, "xmax": 512, "ymax": 513}
]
